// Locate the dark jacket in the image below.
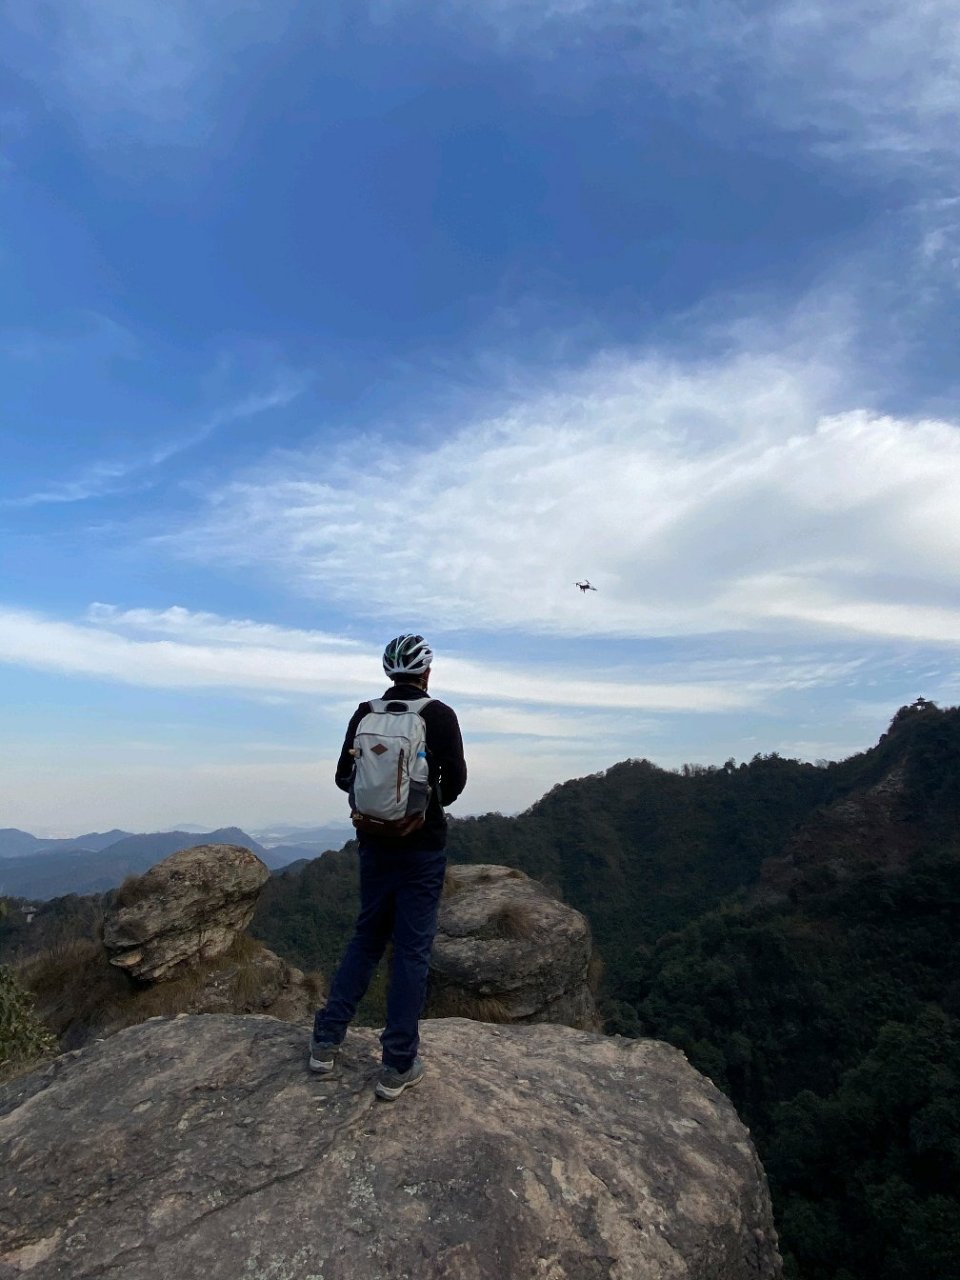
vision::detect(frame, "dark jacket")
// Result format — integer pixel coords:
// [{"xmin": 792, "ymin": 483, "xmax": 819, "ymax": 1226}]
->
[{"xmin": 335, "ymin": 682, "xmax": 467, "ymax": 850}]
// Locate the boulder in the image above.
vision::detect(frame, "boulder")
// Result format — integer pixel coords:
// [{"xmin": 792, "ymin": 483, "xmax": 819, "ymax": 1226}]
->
[
  {"xmin": 427, "ymin": 864, "xmax": 601, "ymax": 1030},
  {"xmin": 102, "ymin": 843, "xmax": 269, "ymax": 981},
  {"xmin": 0, "ymin": 1014, "xmax": 781, "ymax": 1280}
]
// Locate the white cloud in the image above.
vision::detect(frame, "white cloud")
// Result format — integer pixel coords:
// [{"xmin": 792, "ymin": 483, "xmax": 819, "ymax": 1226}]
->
[
  {"xmin": 0, "ymin": 603, "xmax": 753, "ymax": 712},
  {"xmin": 170, "ymin": 345, "xmax": 960, "ymax": 647},
  {"xmin": 0, "ymin": 599, "xmax": 776, "ymax": 830},
  {"xmin": 86, "ymin": 604, "xmax": 359, "ymax": 651},
  {"xmin": 0, "ymin": 601, "xmax": 944, "ymax": 832}
]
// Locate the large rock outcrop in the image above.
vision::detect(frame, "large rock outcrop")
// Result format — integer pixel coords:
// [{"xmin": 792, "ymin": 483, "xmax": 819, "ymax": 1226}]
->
[
  {"xmin": 0, "ymin": 1014, "xmax": 781, "ymax": 1280},
  {"xmin": 102, "ymin": 843, "xmax": 269, "ymax": 981},
  {"xmin": 20, "ymin": 845, "xmax": 317, "ymax": 1050},
  {"xmin": 427, "ymin": 864, "xmax": 601, "ymax": 1030}
]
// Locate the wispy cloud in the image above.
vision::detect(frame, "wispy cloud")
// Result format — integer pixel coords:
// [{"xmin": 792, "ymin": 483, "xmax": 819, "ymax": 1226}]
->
[
  {"xmin": 2, "ymin": 374, "xmax": 306, "ymax": 508},
  {"xmin": 0, "ymin": 312, "xmax": 139, "ymax": 365},
  {"xmin": 86, "ymin": 603, "xmax": 359, "ymax": 651},
  {"xmin": 0, "ymin": 601, "xmax": 942, "ymax": 830},
  {"xmin": 5, "ymin": 0, "xmax": 204, "ymax": 127},
  {"xmin": 8, "ymin": 1, "xmax": 956, "ymax": 170},
  {"xmin": 0, "ymin": 603, "xmax": 757, "ymax": 713},
  {"xmin": 1, "ymin": 462, "xmax": 139, "ymax": 509},
  {"xmin": 169, "ymin": 333, "xmax": 960, "ymax": 648},
  {"xmin": 145, "ymin": 378, "xmax": 308, "ymax": 467},
  {"xmin": 422, "ymin": 0, "xmax": 960, "ymax": 174},
  {"xmin": 2, "ymin": 0, "xmax": 293, "ymax": 140}
]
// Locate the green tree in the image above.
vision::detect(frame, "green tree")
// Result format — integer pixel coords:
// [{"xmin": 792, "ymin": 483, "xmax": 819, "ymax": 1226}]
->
[{"xmin": 0, "ymin": 964, "xmax": 57, "ymax": 1081}]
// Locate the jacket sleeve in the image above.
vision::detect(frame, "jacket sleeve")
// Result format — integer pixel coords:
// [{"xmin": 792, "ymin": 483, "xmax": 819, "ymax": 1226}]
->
[
  {"xmin": 335, "ymin": 704, "xmax": 368, "ymax": 793},
  {"xmin": 426, "ymin": 702, "xmax": 467, "ymax": 807}
]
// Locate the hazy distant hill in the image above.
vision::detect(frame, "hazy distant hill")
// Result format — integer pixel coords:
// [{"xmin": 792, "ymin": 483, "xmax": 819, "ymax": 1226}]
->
[
  {"xmin": 0, "ymin": 826, "xmax": 316, "ymax": 899},
  {"xmin": 0, "ymin": 830, "xmax": 47, "ymax": 858},
  {"xmin": 0, "ymin": 829, "xmax": 132, "ymax": 859},
  {"xmin": 251, "ymin": 823, "xmax": 354, "ymax": 851}
]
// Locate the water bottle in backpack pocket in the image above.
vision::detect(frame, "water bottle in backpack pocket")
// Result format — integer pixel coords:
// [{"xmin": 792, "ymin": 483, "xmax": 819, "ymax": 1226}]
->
[{"xmin": 348, "ymin": 697, "xmax": 432, "ymax": 837}]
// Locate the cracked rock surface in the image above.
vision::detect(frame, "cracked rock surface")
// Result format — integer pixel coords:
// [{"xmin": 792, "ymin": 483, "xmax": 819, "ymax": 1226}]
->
[{"xmin": 0, "ymin": 1014, "xmax": 780, "ymax": 1280}]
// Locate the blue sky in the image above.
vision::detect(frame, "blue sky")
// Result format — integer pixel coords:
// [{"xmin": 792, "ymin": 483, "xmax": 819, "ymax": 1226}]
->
[{"xmin": 2, "ymin": 1, "xmax": 959, "ymax": 834}]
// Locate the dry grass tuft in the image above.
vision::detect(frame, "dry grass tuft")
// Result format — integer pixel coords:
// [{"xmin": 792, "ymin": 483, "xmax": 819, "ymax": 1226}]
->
[
  {"xmin": 427, "ymin": 987, "xmax": 513, "ymax": 1023},
  {"xmin": 230, "ymin": 959, "xmax": 265, "ymax": 1007},
  {"xmin": 112, "ymin": 873, "xmax": 155, "ymax": 910},
  {"xmin": 225, "ymin": 931, "xmax": 261, "ymax": 962},
  {"xmin": 444, "ymin": 866, "xmax": 526, "ymax": 897},
  {"xmin": 302, "ymin": 971, "xmax": 325, "ymax": 1004},
  {"xmin": 19, "ymin": 939, "xmax": 130, "ymax": 1043},
  {"xmin": 17, "ymin": 930, "xmax": 291, "ymax": 1043},
  {"xmin": 486, "ymin": 901, "xmax": 537, "ymax": 941},
  {"xmin": 442, "ymin": 870, "xmax": 465, "ymax": 898},
  {"xmin": 126, "ymin": 967, "xmax": 205, "ymax": 1019}
]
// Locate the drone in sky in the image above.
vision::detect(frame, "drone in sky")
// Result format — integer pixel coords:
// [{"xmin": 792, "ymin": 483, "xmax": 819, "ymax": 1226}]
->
[{"xmin": 575, "ymin": 579, "xmax": 597, "ymax": 593}]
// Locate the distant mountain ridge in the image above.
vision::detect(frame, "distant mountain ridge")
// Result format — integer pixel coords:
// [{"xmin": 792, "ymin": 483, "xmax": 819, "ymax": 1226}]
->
[
  {"xmin": 0, "ymin": 825, "xmax": 349, "ymax": 900},
  {"xmin": 0, "ymin": 829, "xmax": 132, "ymax": 859}
]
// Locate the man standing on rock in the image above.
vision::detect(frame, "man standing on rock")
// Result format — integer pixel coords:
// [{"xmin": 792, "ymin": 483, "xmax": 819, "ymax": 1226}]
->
[{"xmin": 310, "ymin": 633, "xmax": 467, "ymax": 1099}]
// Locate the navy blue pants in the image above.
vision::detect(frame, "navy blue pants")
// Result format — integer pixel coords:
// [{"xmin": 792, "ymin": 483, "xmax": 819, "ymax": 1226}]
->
[{"xmin": 312, "ymin": 841, "xmax": 447, "ymax": 1071}]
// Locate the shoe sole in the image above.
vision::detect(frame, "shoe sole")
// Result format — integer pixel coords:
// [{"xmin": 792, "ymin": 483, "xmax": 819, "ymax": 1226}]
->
[
  {"xmin": 309, "ymin": 1044, "xmax": 338, "ymax": 1073},
  {"xmin": 375, "ymin": 1071, "xmax": 425, "ymax": 1101}
]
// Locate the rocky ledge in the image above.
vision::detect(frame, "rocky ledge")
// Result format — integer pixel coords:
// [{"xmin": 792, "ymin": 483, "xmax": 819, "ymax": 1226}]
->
[{"xmin": 0, "ymin": 1014, "xmax": 780, "ymax": 1280}]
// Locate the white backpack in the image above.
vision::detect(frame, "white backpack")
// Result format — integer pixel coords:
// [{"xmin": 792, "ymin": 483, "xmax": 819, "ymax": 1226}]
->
[{"xmin": 348, "ymin": 697, "xmax": 432, "ymax": 837}]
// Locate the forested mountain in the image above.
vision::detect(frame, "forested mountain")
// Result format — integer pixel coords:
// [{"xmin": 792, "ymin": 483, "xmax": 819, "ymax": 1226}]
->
[{"xmin": 251, "ymin": 699, "xmax": 960, "ymax": 1280}]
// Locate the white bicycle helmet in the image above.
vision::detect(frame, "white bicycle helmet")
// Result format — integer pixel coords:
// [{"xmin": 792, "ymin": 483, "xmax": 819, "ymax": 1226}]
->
[{"xmin": 383, "ymin": 633, "xmax": 434, "ymax": 678}]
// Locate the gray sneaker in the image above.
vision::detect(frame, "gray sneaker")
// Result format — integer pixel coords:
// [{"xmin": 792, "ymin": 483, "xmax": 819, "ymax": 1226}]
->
[
  {"xmin": 309, "ymin": 1038, "xmax": 340, "ymax": 1074},
  {"xmin": 375, "ymin": 1057, "xmax": 425, "ymax": 1100}
]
